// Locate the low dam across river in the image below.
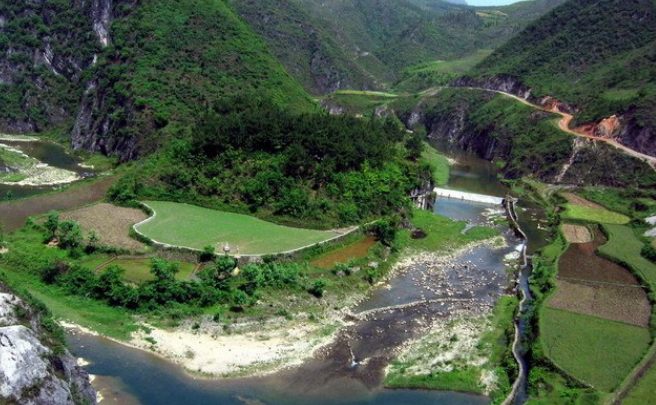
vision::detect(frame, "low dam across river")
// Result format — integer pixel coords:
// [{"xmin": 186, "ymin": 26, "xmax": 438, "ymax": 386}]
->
[{"xmin": 433, "ymin": 187, "xmax": 504, "ymax": 205}]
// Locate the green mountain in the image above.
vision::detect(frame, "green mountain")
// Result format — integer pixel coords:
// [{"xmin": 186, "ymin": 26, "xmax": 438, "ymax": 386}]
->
[
  {"xmin": 0, "ymin": 0, "xmax": 313, "ymax": 159},
  {"xmin": 233, "ymin": 0, "xmax": 565, "ymax": 94},
  {"xmin": 470, "ymin": 0, "xmax": 656, "ymax": 156}
]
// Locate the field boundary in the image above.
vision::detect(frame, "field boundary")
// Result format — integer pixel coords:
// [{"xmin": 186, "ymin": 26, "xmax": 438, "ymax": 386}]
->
[{"xmin": 131, "ymin": 202, "xmax": 362, "ymax": 260}]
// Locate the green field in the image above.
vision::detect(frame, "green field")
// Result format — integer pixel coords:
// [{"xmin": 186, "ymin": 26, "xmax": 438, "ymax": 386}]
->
[
  {"xmin": 136, "ymin": 201, "xmax": 341, "ymax": 255},
  {"xmin": 81, "ymin": 257, "xmax": 196, "ymax": 283},
  {"xmin": 599, "ymin": 224, "xmax": 656, "ymax": 288},
  {"xmin": 560, "ymin": 204, "xmax": 630, "ymax": 224},
  {"xmin": 540, "ymin": 307, "xmax": 651, "ymax": 392}
]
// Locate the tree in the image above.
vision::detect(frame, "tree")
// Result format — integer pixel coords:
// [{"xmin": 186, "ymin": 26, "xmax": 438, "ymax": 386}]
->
[
  {"xmin": 44, "ymin": 211, "xmax": 60, "ymax": 239},
  {"xmin": 199, "ymin": 245, "xmax": 215, "ymax": 262},
  {"xmin": 57, "ymin": 220, "xmax": 83, "ymax": 249},
  {"xmin": 309, "ymin": 278, "xmax": 328, "ymax": 298},
  {"xmin": 405, "ymin": 134, "xmax": 424, "ymax": 160}
]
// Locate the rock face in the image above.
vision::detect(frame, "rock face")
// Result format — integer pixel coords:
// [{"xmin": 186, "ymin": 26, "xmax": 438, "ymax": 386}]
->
[
  {"xmin": 452, "ymin": 75, "xmax": 533, "ymax": 101},
  {"xmin": 0, "ymin": 290, "xmax": 96, "ymax": 405}
]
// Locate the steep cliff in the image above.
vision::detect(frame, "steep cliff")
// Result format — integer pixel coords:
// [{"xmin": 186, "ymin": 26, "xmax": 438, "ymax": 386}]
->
[
  {"xmin": 0, "ymin": 283, "xmax": 96, "ymax": 405},
  {"xmin": 0, "ymin": 0, "xmax": 100, "ymax": 133},
  {"xmin": 403, "ymin": 88, "xmax": 656, "ymax": 188}
]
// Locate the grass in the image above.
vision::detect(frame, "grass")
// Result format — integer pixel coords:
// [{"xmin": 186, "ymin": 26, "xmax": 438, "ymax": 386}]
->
[
  {"xmin": 560, "ymin": 204, "xmax": 630, "ymax": 225},
  {"xmin": 599, "ymin": 224, "xmax": 656, "ymax": 289},
  {"xmin": 136, "ymin": 201, "xmax": 341, "ymax": 255},
  {"xmin": 386, "ymin": 367, "xmax": 483, "ymax": 393},
  {"xmin": 399, "ymin": 209, "xmax": 499, "ymax": 252},
  {"xmin": 0, "ymin": 267, "xmax": 138, "ymax": 341},
  {"xmin": 540, "ymin": 307, "xmax": 651, "ymax": 392},
  {"xmin": 422, "ymin": 142, "xmax": 450, "ymax": 186}
]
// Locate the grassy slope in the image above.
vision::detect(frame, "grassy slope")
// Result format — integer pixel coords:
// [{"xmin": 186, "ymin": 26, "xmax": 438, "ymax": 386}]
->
[
  {"xmin": 540, "ymin": 307, "xmax": 650, "ymax": 392},
  {"xmin": 137, "ymin": 201, "xmax": 340, "ymax": 254},
  {"xmin": 560, "ymin": 204, "xmax": 630, "ymax": 225},
  {"xmin": 473, "ymin": 0, "xmax": 656, "ymax": 126},
  {"xmin": 422, "ymin": 142, "xmax": 450, "ymax": 186}
]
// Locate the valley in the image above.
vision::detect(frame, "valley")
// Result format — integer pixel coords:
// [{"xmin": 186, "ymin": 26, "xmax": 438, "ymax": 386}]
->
[{"xmin": 1, "ymin": 0, "xmax": 656, "ymax": 404}]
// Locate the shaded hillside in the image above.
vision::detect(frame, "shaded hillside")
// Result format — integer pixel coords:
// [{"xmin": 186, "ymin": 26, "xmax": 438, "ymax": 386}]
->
[
  {"xmin": 0, "ymin": 0, "xmax": 313, "ymax": 160},
  {"xmin": 230, "ymin": 0, "xmax": 387, "ymax": 94},
  {"xmin": 471, "ymin": 0, "xmax": 656, "ymax": 156}
]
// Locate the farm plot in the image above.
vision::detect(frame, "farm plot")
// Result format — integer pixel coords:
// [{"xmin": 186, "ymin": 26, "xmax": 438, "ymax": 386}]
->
[
  {"xmin": 310, "ymin": 236, "xmax": 377, "ymax": 269},
  {"xmin": 62, "ymin": 203, "xmax": 148, "ymax": 251},
  {"xmin": 556, "ymin": 229, "xmax": 639, "ymax": 285},
  {"xmin": 600, "ymin": 224, "xmax": 656, "ymax": 288},
  {"xmin": 540, "ymin": 307, "xmax": 651, "ymax": 392},
  {"xmin": 135, "ymin": 201, "xmax": 342, "ymax": 255},
  {"xmin": 548, "ymin": 279, "xmax": 651, "ymax": 327},
  {"xmin": 561, "ymin": 224, "xmax": 593, "ymax": 243},
  {"xmin": 560, "ymin": 204, "xmax": 630, "ymax": 224},
  {"xmin": 561, "ymin": 192, "xmax": 605, "ymax": 209}
]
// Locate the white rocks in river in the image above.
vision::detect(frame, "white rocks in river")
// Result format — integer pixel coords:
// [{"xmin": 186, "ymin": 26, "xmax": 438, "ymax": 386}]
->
[{"xmin": 0, "ymin": 290, "xmax": 97, "ymax": 405}]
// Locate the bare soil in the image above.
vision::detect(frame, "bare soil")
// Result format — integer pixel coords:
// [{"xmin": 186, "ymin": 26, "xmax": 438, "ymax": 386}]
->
[
  {"xmin": 310, "ymin": 236, "xmax": 377, "ymax": 269},
  {"xmin": 561, "ymin": 224, "xmax": 593, "ymax": 243},
  {"xmin": 561, "ymin": 192, "xmax": 605, "ymax": 209},
  {"xmin": 549, "ymin": 279, "xmax": 651, "ymax": 327},
  {"xmin": 61, "ymin": 203, "xmax": 147, "ymax": 251},
  {"xmin": 557, "ymin": 229, "xmax": 640, "ymax": 285},
  {"xmin": 0, "ymin": 176, "xmax": 116, "ymax": 232}
]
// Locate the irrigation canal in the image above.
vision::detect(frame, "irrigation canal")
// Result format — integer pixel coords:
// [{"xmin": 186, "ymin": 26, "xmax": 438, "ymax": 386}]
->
[{"xmin": 64, "ymin": 140, "xmax": 549, "ymax": 405}]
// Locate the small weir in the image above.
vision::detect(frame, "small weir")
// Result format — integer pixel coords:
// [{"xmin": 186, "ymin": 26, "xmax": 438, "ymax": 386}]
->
[{"xmin": 433, "ymin": 187, "xmax": 505, "ymax": 205}]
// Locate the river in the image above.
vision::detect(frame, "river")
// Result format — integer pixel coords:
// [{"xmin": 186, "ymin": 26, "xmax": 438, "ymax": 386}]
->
[{"xmin": 64, "ymin": 141, "xmax": 548, "ymax": 405}]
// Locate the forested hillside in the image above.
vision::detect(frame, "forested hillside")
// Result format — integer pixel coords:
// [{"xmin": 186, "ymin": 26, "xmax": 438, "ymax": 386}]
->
[
  {"xmin": 110, "ymin": 96, "xmax": 429, "ymax": 228},
  {"xmin": 472, "ymin": 0, "xmax": 656, "ymax": 155},
  {"xmin": 233, "ymin": 0, "xmax": 565, "ymax": 94}
]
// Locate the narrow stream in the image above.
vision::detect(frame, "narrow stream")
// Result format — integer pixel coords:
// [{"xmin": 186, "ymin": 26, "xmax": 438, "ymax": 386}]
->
[{"xmin": 62, "ymin": 141, "xmax": 548, "ymax": 405}]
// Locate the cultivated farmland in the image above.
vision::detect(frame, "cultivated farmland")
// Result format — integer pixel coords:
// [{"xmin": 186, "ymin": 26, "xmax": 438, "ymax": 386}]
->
[
  {"xmin": 135, "ymin": 201, "xmax": 343, "ymax": 255},
  {"xmin": 548, "ymin": 279, "xmax": 650, "ymax": 327},
  {"xmin": 62, "ymin": 203, "xmax": 148, "ymax": 251},
  {"xmin": 540, "ymin": 308, "xmax": 651, "ymax": 392}
]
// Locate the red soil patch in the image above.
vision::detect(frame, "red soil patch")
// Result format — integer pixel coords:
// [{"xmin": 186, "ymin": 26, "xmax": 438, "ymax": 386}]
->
[
  {"xmin": 310, "ymin": 236, "xmax": 377, "ymax": 269},
  {"xmin": 557, "ymin": 229, "xmax": 639, "ymax": 285}
]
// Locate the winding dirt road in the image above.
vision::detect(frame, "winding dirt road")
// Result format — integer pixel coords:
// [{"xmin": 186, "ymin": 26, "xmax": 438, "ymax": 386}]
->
[{"xmin": 484, "ymin": 89, "xmax": 656, "ymax": 170}]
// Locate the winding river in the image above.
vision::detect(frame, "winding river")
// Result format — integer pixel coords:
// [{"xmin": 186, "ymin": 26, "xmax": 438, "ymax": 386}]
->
[{"xmin": 65, "ymin": 141, "xmax": 549, "ymax": 405}]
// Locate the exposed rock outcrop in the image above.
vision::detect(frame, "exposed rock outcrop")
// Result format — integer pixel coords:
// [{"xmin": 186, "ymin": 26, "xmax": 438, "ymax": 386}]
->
[
  {"xmin": 452, "ymin": 75, "xmax": 533, "ymax": 100},
  {"xmin": 0, "ymin": 288, "xmax": 96, "ymax": 405}
]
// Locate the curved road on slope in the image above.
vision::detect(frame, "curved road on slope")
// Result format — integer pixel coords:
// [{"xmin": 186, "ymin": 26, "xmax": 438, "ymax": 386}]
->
[{"xmin": 481, "ymin": 89, "xmax": 656, "ymax": 171}]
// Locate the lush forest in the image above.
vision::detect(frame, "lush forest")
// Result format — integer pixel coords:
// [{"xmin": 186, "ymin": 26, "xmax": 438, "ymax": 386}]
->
[{"xmin": 110, "ymin": 96, "xmax": 430, "ymax": 228}]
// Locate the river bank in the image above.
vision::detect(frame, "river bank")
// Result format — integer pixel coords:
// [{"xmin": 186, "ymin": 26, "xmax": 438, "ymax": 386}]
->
[{"xmin": 58, "ymin": 234, "xmax": 505, "ymax": 381}]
